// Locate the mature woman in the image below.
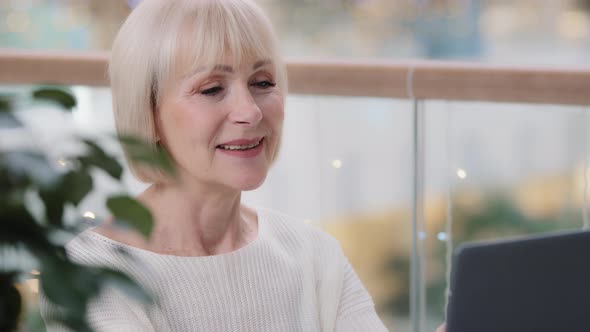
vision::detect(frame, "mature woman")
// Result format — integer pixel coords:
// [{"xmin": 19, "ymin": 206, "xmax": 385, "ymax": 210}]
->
[{"xmin": 41, "ymin": 0, "xmax": 389, "ymax": 331}]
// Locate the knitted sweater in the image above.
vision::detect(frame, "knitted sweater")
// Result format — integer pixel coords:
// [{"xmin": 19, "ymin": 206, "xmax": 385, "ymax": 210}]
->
[{"xmin": 40, "ymin": 208, "xmax": 388, "ymax": 332}]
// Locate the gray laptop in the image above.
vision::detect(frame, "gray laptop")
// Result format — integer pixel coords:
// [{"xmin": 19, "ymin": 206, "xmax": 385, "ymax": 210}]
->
[{"xmin": 446, "ymin": 230, "xmax": 590, "ymax": 332}]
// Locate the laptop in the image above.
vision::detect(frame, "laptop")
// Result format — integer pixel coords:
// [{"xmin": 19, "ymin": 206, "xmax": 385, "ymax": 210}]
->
[{"xmin": 446, "ymin": 230, "xmax": 590, "ymax": 332}]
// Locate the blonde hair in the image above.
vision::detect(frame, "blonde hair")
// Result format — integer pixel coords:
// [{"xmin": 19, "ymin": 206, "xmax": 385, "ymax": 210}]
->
[{"xmin": 109, "ymin": 0, "xmax": 287, "ymax": 183}]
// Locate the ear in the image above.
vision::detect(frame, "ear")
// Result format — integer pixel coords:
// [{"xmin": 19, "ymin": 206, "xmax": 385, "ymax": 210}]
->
[
  {"xmin": 150, "ymin": 86, "xmax": 162, "ymax": 143},
  {"xmin": 154, "ymin": 120, "xmax": 162, "ymax": 144},
  {"xmin": 153, "ymin": 106, "xmax": 162, "ymax": 144}
]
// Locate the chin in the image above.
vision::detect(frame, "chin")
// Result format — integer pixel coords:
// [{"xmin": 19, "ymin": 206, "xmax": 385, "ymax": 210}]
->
[{"xmin": 231, "ymin": 172, "xmax": 268, "ymax": 191}]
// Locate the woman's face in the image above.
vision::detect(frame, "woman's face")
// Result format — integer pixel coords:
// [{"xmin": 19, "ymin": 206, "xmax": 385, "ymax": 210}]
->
[{"xmin": 156, "ymin": 57, "xmax": 284, "ymax": 191}]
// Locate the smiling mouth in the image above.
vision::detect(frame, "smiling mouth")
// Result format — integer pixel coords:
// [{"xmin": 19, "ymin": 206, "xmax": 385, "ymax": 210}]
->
[{"xmin": 217, "ymin": 138, "xmax": 264, "ymax": 151}]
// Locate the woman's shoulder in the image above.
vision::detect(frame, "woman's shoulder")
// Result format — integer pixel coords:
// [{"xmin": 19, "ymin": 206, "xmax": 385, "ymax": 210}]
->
[
  {"xmin": 256, "ymin": 207, "xmax": 342, "ymax": 254},
  {"xmin": 62, "ymin": 227, "xmax": 135, "ymax": 268}
]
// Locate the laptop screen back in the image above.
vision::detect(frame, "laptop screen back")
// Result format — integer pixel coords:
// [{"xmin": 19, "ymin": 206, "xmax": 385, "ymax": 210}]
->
[{"xmin": 446, "ymin": 230, "xmax": 590, "ymax": 332}]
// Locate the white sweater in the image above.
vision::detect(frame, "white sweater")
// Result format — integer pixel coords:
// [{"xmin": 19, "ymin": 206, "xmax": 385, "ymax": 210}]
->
[{"xmin": 40, "ymin": 208, "xmax": 388, "ymax": 332}]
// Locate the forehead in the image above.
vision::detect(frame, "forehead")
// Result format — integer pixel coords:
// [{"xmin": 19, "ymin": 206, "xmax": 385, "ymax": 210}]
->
[{"xmin": 181, "ymin": 59, "xmax": 274, "ymax": 78}]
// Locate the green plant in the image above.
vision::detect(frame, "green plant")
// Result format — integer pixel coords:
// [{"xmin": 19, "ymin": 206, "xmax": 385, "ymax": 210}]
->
[{"xmin": 0, "ymin": 87, "xmax": 174, "ymax": 331}]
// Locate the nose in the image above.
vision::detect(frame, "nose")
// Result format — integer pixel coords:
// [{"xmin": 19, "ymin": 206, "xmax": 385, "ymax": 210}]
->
[{"xmin": 228, "ymin": 86, "xmax": 263, "ymax": 126}]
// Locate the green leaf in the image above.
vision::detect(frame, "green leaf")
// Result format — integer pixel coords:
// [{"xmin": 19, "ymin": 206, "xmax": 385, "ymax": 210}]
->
[
  {"xmin": 38, "ymin": 169, "xmax": 92, "ymax": 225},
  {"xmin": 117, "ymin": 135, "xmax": 176, "ymax": 177},
  {"xmin": 40, "ymin": 259, "xmax": 100, "ymax": 313},
  {"xmin": 39, "ymin": 187, "xmax": 65, "ymax": 226},
  {"xmin": 39, "ymin": 262, "xmax": 95, "ymax": 332},
  {"xmin": 41, "ymin": 265, "xmax": 150, "ymax": 332},
  {"xmin": 32, "ymin": 87, "xmax": 76, "ymax": 110},
  {"xmin": 78, "ymin": 140, "xmax": 123, "ymax": 180},
  {"xmin": 0, "ymin": 205, "xmax": 53, "ymax": 253},
  {"xmin": 0, "ymin": 273, "xmax": 22, "ymax": 332},
  {"xmin": 0, "ymin": 100, "xmax": 11, "ymax": 113},
  {"xmin": 0, "ymin": 156, "xmax": 31, "ymax": 201},
  {"xmin": 0, "ymin": 94, "xmax": 15, "ymax": 113},
  {"xmin": 106, "ymin": 195, "xmax": 153, "ymax": 238},
  {"xmin": 63, "ymin": 170, "xmax": 93, "ymax": 206}
]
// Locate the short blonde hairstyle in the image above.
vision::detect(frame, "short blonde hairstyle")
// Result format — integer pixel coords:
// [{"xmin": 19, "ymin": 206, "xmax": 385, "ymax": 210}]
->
[{"xmin": 109, "ymin": 0, "xmax": 287, "ymax": 183}]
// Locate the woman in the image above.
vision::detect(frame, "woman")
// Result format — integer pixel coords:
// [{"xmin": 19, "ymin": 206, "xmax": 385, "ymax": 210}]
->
[{"xmin": 41, "ymin": 0, "xmax": 388, "ymax": 331}]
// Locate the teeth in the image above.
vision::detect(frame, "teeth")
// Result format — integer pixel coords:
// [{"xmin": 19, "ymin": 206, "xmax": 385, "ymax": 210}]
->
[{"xmin": 219, "ymin": 140, "xmax": 261, "ymax": 151}]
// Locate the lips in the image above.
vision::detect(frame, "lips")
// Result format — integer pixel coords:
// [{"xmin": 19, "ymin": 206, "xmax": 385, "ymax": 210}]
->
[
  {"xmin": 216, "ymin": 137, "xmax": 263, "ymax": 151},
  {"xmin": 216, "ymin": 136, "xmax": 265, "ymax": 158}
]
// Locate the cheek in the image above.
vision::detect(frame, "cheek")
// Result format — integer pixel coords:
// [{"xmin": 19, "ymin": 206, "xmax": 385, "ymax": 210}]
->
[
  {"xmin": 160, "ymin": 102, "xmax": 220, "ymax": 154},
  {"xmin": 259, "ymin": 95, "xmax": 284, "ymax": 160},
  {"xmin": 258, "ymin": 93, "xmax": 285, "ymax": 129},
  {"xmin": 162, "ymin": 107, "xmax": 193, "ymax": 147}
]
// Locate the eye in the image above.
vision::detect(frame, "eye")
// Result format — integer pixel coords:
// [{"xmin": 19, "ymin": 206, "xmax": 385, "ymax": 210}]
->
[
  {"xmin": 251, "ymin": 80, "xmax": 276, "ymax": 89},
  {"xmin": 200, "ymin": 86, "xmax": 224, "ymax": 95}
]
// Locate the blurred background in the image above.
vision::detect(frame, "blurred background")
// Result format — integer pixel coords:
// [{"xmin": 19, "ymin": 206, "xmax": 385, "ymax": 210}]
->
[{"xmin": 2, "ymin": 0, "xmax": 590, "ymax": 331}]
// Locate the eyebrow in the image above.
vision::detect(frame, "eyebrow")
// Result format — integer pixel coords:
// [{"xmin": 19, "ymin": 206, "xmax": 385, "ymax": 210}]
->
[
  {"xmin": 211, "ymin": 65, "xmax": 234, "ymax": 73},
  {"xmin": 204, "ymin": 59, "xmax": 272, "ymax": 73}
]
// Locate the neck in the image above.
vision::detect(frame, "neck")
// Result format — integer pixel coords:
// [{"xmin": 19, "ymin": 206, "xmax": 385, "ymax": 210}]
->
[{"xmin": 135, "ymin": 180, "xmax": 257, "ymax": 256}]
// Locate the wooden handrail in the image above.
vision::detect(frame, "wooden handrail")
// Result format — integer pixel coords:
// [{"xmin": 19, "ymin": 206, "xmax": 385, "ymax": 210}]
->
[
  {"xmin": 0, "ymin": 50, "xmax": 110, "ymax": 87},
  {"xmin": 1, "ymin": 49, "xmax": 589, "ymax": 105}
]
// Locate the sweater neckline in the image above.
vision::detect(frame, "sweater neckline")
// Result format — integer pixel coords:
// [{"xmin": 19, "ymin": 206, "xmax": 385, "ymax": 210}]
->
[{"xmin": 82, "ymin": 207, "xmax": 265, "ymax": 260}]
